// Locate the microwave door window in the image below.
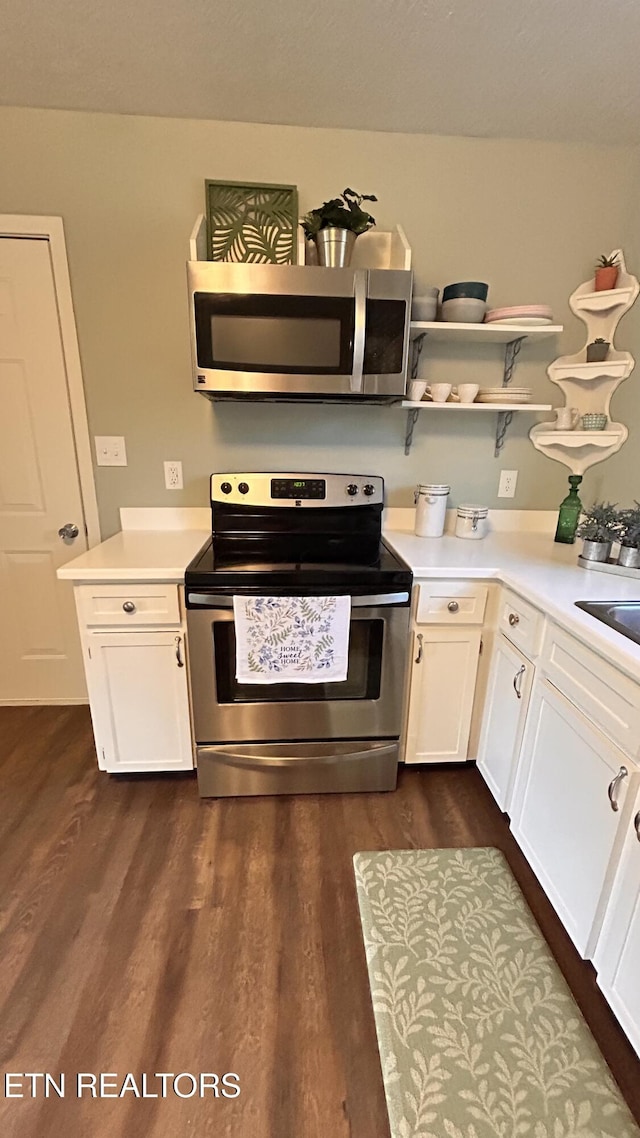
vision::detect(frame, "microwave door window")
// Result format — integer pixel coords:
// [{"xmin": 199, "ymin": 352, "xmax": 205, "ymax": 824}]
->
[{"xmin": 194, "ymin": 293, "xmax": 355, "ymax": 375}]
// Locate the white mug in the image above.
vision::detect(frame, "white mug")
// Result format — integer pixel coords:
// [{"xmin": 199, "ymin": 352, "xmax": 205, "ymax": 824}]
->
[
  {"xmin": 554, "ymin": 406, "xmax": 580, "ymax": 430},
  {"xmin": 455, "ymin": 384, "xmax": 479, "ymax": 404},
  {"xmin": 426, "ymin": 383, "xmax": 452, "ymax": 403},
  {"xmin": 407, "ymin": 380, "xmax": 427, "ymax": 402}
]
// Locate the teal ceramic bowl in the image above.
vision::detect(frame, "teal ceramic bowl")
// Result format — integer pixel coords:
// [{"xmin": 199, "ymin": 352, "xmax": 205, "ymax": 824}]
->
[{"xmin": 442, "ymin": 281, "xmax": 489, "ymax": 302}]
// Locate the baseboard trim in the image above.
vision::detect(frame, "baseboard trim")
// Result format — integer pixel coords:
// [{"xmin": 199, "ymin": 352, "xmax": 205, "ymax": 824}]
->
[{"xmin": 0, "ymin": 698, "xmax": 89, "ymax": 706}]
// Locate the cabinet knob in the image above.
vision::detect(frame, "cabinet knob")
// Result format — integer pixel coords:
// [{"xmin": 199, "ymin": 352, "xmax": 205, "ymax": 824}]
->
[
  {"xmin": 607, "ymin": 765, "xmax": 628, "ymax": 812},
  {"xmin": 508, "ymin": 612, "xmax": 519, "ymax": 626},
  {"xmin": 447, "ymin": 600, "xmax": 459, "ymax": 613},
  {"xmin": 122, "ymin": 601, "xmax": 136, "ymax": 613}
]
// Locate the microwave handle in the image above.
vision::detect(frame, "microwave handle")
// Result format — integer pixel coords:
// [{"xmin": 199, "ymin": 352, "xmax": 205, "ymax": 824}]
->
[{"xmin": 350, "ymin": 270, "xmax": 367, "ymax": 394}]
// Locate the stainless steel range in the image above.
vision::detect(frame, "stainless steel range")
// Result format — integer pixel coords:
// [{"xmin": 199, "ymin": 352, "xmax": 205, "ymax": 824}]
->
[{"xmin": 185, "ymin": 473, "xmax": 412, "ymax": 797}]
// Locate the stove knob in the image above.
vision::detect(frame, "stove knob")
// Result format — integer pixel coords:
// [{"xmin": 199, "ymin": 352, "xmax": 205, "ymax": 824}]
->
[
  {"xmin": 363, "ymin": 483, "xmax": 375, "ymax": 497},
  {"xmin": 220, "ymin": 481, "xmax": 232, "ymax": 495},
  {"xmin": 238, "ymin": 482, "xmax": 250, "ymax": 495},
  {"xmin": 346, "ymin": 483, "xmax": 359, "ymax": 497}
]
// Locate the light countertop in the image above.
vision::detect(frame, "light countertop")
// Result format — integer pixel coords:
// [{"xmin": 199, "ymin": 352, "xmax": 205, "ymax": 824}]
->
[
  {"xmin": 56, "ymin": 528, "xmax": 209, "ymax": 583},
  {"xmin": 383, "ymin": 526, "xmax": 640, "ymax": 681}
]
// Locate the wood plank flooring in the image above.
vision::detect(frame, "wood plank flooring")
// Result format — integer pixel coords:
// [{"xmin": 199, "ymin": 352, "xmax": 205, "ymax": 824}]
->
[{"xmin": 1, "ymin": 705, "xmax": 639, "ymax": 1137}]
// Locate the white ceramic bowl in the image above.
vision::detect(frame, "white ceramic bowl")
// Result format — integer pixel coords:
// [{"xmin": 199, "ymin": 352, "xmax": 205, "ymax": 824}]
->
[
  {"xmin": 411, "ymin": 290, "xmax": 439, "ymax": 322},
  {"xmin": 441, "ymin": 298, "xmax": 487, "ymax": 323}
]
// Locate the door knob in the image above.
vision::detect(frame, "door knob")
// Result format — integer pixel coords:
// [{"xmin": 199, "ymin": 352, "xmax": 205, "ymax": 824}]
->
[{"xmin": 58, "ymin": 523, "xmax": 79, "ymax": 540}]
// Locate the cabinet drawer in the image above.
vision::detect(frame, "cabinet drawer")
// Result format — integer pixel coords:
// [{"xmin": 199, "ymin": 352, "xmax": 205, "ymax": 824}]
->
[
  {"xmin": 542, "ymin": 624, "xmax": 640, "ymax": 757},
  {"xmin": 499, "ymin": 588, "xmax": 544, "ymax": 657},
  {"xmin": 76, "ymin": 583, "xmax": 181, "ymax": 627},
  {"xmin": 416, "ymin": 580, "xmax": 487, "ymax": 625}
]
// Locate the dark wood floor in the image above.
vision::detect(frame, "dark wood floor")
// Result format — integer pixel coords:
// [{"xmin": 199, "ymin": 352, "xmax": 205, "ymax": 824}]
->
[{"xmin": 1, "ymin": 706, "xmax": 639, "ymax": 1138}]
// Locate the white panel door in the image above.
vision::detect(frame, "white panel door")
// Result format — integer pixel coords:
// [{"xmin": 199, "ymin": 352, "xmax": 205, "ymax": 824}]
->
[
  {"xmin": 477, "ymin": 634, "xmax": 534, "ymax": 812},
  {"xmin": 511, "ymin": 679, "xmax": 634, "ymax": 958},
  {"xmin": 0, "ymin": 237, "xmax": 87, "ymax": 702},
  {"xmin": 85, "ymin": 631, "xmax": 193, "ymax": 773},
  {"xmin": 594, "ymin": 786, "xmax": 640, "ymax": 1057},
  {"xmin": 405, "ymin": 626, "xmax": 481, "ymax": 764}
]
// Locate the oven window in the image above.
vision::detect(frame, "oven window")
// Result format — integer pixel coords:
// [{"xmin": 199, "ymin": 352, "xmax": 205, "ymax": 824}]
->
[
  {"xmin": 214, "ymin": 619, "xmax": 383, "ymax": 703},
  {"xmin": 194, "ymin": 293, "xmax": 354, "ymax": 374}
]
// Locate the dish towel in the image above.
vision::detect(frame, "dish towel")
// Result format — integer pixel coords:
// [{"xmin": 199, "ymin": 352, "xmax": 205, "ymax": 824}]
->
[{"xmin": 233, "ymin": 595, "xmax": 351, "ymax": 683}]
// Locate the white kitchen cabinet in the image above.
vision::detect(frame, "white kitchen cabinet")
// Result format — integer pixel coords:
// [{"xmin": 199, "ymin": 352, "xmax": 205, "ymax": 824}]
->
[
  {"xmin": 404, "ymin": 625, "xmax": 481, "ymax": 764},
  {"xmin": 477, "ymin": 633, "xmax": 534, "ymax": 812},
  {"xmin": 594, "ymin": 786, "xmax": 640, "ymax": 1058},
  {"xmin": 84, "ymin": 629, "xmax": 193, "ymax": 773},
  {"xmin": 510, "ymin": 678, "xmax": 635, "ymax": 958}
]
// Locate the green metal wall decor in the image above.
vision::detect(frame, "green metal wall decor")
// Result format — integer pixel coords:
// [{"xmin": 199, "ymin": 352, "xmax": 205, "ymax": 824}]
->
[{"xmin": 205, "ymin": 180, "xmax": 298, "ymax": 264}]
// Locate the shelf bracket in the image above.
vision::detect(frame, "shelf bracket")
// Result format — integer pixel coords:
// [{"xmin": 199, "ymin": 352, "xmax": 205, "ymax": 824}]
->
[
  {"xmin": 495, "ymin": 337, "xmax": 525, "ymax": 457},
  {"xmin": 410, "ymin": 332, "xmax": 427, "ymax": 380},
  {"xmin": 404, "ymin": 409, "xmax": 420, "ymax": 455}
]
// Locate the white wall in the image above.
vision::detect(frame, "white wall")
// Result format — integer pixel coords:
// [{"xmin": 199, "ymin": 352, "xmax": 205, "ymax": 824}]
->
[{"xmin": 0, "ymin": 106, "xmax": 638, "ymax": 535}]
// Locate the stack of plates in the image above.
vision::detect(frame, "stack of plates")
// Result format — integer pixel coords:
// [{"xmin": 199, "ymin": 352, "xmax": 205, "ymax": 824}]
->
[
  {"xmin": 477, "ymin": 387, "xmax": 532, "ymax": 404},
  {"xmin": 485, "ymin": 305, "xmax": 553, "ymax": 326}
]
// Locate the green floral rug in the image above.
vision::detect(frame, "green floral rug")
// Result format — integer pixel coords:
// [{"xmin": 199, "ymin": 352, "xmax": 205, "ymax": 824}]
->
[{"xmin": 353, "ymin": 847, "xmax": 639, "ymax": 1138}]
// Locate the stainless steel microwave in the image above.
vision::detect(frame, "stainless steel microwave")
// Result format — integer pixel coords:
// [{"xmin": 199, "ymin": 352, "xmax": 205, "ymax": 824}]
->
[{"xmin": 187, "ymin": 261, "xmax": 413, "ymax": 402}]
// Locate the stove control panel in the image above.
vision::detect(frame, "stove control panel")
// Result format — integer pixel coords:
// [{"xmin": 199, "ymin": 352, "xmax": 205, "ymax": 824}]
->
[{"xmin": 210, "ymin": 473, "xmax": 384, "ymax": 508}]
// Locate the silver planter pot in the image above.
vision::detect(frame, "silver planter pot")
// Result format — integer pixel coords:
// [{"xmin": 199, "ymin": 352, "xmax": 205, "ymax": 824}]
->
[
  {"xmin": 315, "ymin": 227, "xmax": 356, "ymax": 268},
  {"xmin": 581, "ymin": 539, "xmax": 612, "ymax": 562},
  {"xmin": 618, "ymin": 544, "xmax": 640, "ymax": 569}
]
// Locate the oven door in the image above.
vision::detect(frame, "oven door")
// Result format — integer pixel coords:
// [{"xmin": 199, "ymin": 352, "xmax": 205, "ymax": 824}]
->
[
  {"xmin": 186, "ymin": 589, "xmax": 410, "ymax": 745},
  {"xmin": 188, "ymin": 262, "xmax": 366, "ymax": 397}
]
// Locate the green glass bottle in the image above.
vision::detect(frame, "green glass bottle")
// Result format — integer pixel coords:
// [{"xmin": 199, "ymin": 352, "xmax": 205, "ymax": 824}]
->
[{"xmin": 554, "ymin": 475, "xmax": 583, "ymax": 544}]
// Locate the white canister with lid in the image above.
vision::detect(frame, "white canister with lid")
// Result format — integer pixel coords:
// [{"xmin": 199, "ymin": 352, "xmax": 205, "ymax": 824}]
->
[
  {"xmin": 455, "ymin": 503, "xmax": 488, "ymax": 540},
  {"xmin": 414, "ymin": 484, "xmax": 450, "ymax": 538}
]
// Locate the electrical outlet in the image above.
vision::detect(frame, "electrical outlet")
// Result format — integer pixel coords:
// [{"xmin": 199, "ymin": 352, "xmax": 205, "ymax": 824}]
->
[
  {"xmin": 498, "ymin": 470, "xmax": 518, "ymax": 498},
  {"xmin": 164, "ymin": 461, "xmax": 183, "ymax": 490},
  {"xmin": 95, "ymin": 436, "xmax": 127, "ymax": 466}
]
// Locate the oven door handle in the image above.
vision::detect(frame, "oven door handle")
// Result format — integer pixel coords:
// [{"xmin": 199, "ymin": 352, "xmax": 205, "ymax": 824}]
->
[
  {"xmin": 350, "ymin": 269, "xmax": 367, "ymax": 394},
  {"xmin": 186, "ymin": 590, "xmax": 410, "ymax": 608}
]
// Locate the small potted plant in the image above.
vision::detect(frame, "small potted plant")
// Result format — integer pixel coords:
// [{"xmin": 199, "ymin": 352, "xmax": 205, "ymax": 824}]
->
[
  {"xmin": 576, "ymin": 501, "xmax": 619, "ymax": 562},
  {"xmin": 301, "ymin": 188, "xmax": 377, "ymax": 267},
  {"xmin": 617, "ymin": 502, "xmax": 640, "ymax": 569},
  {"xmin": 586, "ymin": 337, "xmax": 610, "ymax": 363},
  {"xmin": 594, "ymin": 253, "xmax": 620, "ymax": 292}
]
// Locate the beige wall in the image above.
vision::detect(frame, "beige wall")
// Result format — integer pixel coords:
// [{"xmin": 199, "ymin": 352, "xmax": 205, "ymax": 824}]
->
[{"xmin": 0, "ymin": 106, "xmax": 638, "ymax": 537}]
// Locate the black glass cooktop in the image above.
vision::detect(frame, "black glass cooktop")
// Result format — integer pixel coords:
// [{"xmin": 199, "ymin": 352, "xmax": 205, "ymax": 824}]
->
[{"xmin": 185, "ymin": 536, "xmax": 412, "ymax": 591}]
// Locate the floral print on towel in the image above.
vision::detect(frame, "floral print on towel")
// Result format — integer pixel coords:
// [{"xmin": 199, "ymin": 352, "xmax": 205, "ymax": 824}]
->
[{"xmin": 233, "ymin": 595, "xmax": 351, "ymax": 683}]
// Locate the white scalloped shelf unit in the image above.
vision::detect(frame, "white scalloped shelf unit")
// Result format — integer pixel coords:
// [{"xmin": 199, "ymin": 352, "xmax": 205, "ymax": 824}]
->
[
  {"xmin": 533, "ymin": 429, "xmax": 622, "ymax": 447},
  {"xmin": 410, "ymin": 321, "xmax": 563, "ymax": 343},
  {"xmin": 571, "ymin": 286, "xmax": 635, "ymax": 314},
  {"xmin": 552, "ymin": 360, "xmax": 629, "ymax": 381}
]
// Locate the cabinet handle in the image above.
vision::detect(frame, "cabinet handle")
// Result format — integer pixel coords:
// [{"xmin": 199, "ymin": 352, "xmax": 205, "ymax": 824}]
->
[
  {"xmin": 122, "ymin": 601, "xmax": 136, "ymax": 613},
  {"xmin": 447, "ymin": 601, "xmax": 459, "ymax": 613},
  {"xmin": 175, "ymin": 635, "xmax": 184, "ymax": 667},
  {"xmin": 513, "ymin": 664, "xmax": 526, "ymax": 699},
  {"xmin": 607, "ymin": 766, "xmax": 628, "ymax": 812},
  {"xmin": 634, "ymin": 811, "xmax": 640, "ymax": 843},
  {"xmin": 508, "ymin": 612, "xmax": 519, "ymax": 626},
  {"xmin": 415, "ymin": 632, "xmax": 423, "ymax": 664}
]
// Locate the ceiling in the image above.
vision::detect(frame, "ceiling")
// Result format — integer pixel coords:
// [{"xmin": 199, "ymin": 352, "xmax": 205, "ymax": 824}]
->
[{"xmin": 2, "ymin": 0, "xmax": 640, "ymax": 145}]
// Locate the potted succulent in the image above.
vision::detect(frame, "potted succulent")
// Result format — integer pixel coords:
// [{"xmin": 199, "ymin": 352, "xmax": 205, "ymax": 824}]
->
[
  {"xmin": 576, "ymin": 501, "xmax": 619, "ymax": 562},
  {"xmin": 586, "ymin": 337, "xmax": 610, "ymax": 363},
  {"xmin": 617, "ymin": 502, "xmax": 640, "ymax": 569},
  {"xmin": 301, "ymin": 188, "xmax": 377, "ymax": 267},
  {"xmin": 594, "ymin": 253, "xmax": 620, "ymax": 292}
]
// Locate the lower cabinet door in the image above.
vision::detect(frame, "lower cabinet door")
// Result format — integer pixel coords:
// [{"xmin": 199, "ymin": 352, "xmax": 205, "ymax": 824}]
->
[
  {"xmin": 510, "ymin": 678, "xmax": 634, "ymax": 958},
  {"xmin": 477, "ymin": 634, "xmax": 533, "ymax": 812},
  {"xmin": 594, "ymin": 787, "xmax": 640, "ymax": 1058},
  {"xmin": 86, "ymin": 630, "xmax": 193, "ymax": 773},
  {"xmin": 405, "ymin": 625, "xmax": 481, "ymax": 764}
]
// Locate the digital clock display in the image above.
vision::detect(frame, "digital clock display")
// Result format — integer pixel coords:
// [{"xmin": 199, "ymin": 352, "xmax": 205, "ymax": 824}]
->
[{"xmin": 271, "ymin": 478, "xmax": 326, "ymax": 500}]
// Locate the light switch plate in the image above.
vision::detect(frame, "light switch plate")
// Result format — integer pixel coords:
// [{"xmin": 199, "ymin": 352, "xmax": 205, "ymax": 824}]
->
[{"xmin": 95, "ymin": 436, "xmax": 127, "ymax": 466}]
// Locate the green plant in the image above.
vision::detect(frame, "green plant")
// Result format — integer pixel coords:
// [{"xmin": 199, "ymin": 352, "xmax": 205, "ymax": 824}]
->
[
  {"xmin": 618, "ymin": 502, "xmax": 640, "ymax": 549},
  {"xmin": 591, "ymin": 337, "xmax": 608, "ymax": 344},
  {"xmin": 576, "ymin": 501, "xmax": 620, "ymax": 543},
  {"xmin": 596, "ymin": 253, "xmax": 620, "ymax": 269},
  {"xmin": 301, "ymin": 188, "xmax": 377, "ymax": 240}
]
